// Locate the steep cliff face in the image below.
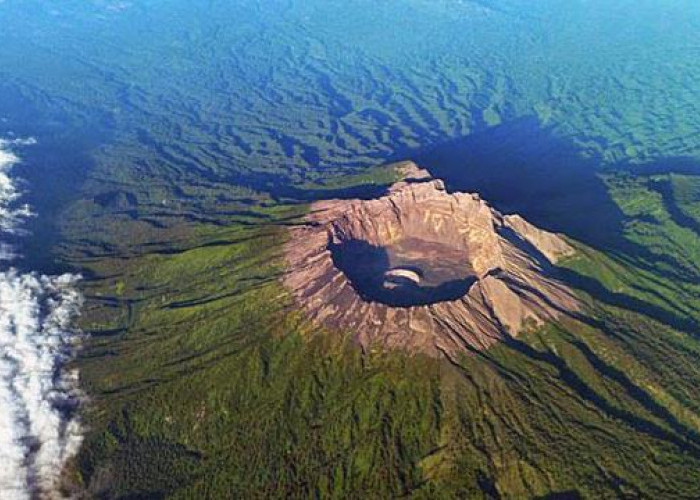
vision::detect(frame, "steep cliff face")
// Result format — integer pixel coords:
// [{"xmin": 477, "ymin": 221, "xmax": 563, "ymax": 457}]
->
[{"xmin": 283, "ymin": 162, "xmax": 579, "ymax": 356}]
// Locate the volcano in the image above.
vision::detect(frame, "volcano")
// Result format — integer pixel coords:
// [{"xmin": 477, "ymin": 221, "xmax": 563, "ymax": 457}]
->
[{"xmin": 283, "ymin": 162, "xmax": 579, "ymax": 356}]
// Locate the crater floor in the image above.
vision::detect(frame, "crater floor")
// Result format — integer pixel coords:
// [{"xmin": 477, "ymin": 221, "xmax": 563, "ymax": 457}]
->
[{"xmin": 331, "ymin": 237, "xmax": 476, "ymax": 307}]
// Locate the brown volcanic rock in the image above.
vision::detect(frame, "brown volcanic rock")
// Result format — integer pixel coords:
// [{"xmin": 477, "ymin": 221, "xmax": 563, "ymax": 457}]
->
[{"xmin": 283, "ymin": 162, "xmax": 579, "ymax": 356}]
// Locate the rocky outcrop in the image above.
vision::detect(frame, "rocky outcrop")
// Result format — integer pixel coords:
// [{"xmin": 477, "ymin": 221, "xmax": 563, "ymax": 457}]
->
[{"xmin": 283, "ymin": 162, "xmax": 579, "ymax": 356}]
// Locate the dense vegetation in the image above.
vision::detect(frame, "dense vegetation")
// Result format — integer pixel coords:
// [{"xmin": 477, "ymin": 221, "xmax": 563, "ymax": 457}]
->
[
  {"xmin": 1, "ymin": 0, "xmax": 700, "ymax": 498},
  {"xmin": 62, "ymin": 164, "xmax": 700, "ymax": 498}
]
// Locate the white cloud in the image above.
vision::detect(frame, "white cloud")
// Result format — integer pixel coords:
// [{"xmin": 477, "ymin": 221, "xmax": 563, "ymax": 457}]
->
[{"xmin": 0, "ymin": 139, "xmax": 83, "ymax": 499}]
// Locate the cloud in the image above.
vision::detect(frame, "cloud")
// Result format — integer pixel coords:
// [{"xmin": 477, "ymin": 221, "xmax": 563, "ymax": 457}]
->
[{"xmin": 0, "ymin": 140, "xmax": 83, "ymax": 499}]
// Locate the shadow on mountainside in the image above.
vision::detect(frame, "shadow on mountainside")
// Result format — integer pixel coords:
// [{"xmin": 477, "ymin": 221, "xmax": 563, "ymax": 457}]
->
[
  {"xmin": 415, "ymin": 117, "xmax": 700, "ymax": 270},
  {"xmin": 416, "ymin": 118, "xmax": 661, "ymax": 252},
  {"xmin": 412, "ymin": 116, "xmax": 700, "ymax": 332}
]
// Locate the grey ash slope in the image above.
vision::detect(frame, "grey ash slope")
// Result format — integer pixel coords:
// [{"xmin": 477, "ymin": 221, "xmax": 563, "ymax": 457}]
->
[{"xmin": 284, "ymin": 162, "xmax": 579, "ymax": 355}]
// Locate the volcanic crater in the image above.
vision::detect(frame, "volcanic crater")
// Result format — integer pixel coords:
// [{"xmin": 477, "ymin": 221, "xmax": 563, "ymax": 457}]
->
[{"xmin": 284, "ymin": 162, "xmax": 579, "ymax": 356}]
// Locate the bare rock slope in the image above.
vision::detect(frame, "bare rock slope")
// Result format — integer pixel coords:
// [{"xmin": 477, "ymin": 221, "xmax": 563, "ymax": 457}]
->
[{"xmin": 283, "ymin": 162, "xmax": 579, "ymax": 356}]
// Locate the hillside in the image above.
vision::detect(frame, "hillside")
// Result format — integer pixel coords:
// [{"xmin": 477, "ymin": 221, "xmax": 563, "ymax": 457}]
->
[{"xmin": 68, "ymin": 161, "xmax": 700, "ymax": 498}]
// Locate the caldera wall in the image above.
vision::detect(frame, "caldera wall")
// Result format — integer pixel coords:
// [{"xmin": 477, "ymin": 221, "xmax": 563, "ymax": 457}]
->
[{"xmin": 283, "ymin": 162, "xmax": 579, "ymax": 356}]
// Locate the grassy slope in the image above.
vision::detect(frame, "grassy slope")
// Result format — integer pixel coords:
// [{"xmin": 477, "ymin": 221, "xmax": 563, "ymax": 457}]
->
[{"xmin": 65, "ymin": 166, "xmax": 700, "ymax": 499}]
